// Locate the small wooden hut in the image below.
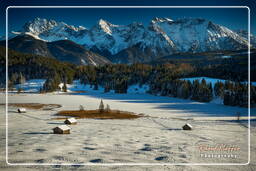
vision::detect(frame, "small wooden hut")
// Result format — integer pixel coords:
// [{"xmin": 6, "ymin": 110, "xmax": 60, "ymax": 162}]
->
[
  {"xmin": 17, "ymin": 108, "xmax": 26, "ymax": 113},
  {"xmin": 64, "ymin": 118, "xmax": 77, "ymax": 125},
  {"xmin": 182, "ymin": 123, "xmax": 193, "ymax": 130},
  {"xmin": 53, "ymin": 125, "xmax": 71, "ymax": 134}
]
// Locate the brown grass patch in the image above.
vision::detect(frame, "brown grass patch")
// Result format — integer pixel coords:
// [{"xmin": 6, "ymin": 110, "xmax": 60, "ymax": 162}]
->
[
  {"xmin": 56, "ymin": 109, "xmax": 141, "ymax": 119},
  {"xmin": 51, "ymin": 117, "xmax": 67, "ymax": 120},
  {"xmin": 0, "ymin": 103, "xmax": 62, "ymax": 110}
]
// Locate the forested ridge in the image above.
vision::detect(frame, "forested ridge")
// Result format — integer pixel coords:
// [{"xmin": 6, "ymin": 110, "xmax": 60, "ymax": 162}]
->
[
  {"xmin": 0, "ymin": 46, "xmax": 76, "ymax": 86},
  {"xmin": 0, "ymin": 46, "xmax": 255, "ymax": 107}
]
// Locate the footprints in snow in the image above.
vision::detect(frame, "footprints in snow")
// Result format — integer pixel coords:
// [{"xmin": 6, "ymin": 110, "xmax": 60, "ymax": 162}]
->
[
  {"xmin": 135, "ymin": 143, "xmax": 188, "ymax": 161},
  {"xmin": 83, "ymin": 147, "xmax": 96, "ymax": 150},
  {"xmin": 155, "ymin": 156, "xmax": 168, "ymax": 161},
  {"xmin": 34, "ymin": 148, "xmax": 47, "ymax": 152},
  {"xmin": 89, "ymin": 158, "xmax": 103, "ymax": 163}
]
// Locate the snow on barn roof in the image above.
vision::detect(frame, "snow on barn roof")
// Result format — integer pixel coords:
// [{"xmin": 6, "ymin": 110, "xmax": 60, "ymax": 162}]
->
[
  {"xmin": 17, "ymin": 108, "xmax": 26, "ymax": 113},
  {"xmin": 66, "ymin": 118, "xmax": 77, "ymax": 123},
  {"xmin": 184, "ymin": 123, "xmax": 192, "ymax": 128},
  {"xmin": 56, "ymin": 125, "xmax": 71, "ymax": 131},
  {"xmin": 18, "ymin": 108, "xmax": 26, "ymax": 111},
  {"xmin": 182, "ymin": 123, "xmax": 193, "ymax": 130}
]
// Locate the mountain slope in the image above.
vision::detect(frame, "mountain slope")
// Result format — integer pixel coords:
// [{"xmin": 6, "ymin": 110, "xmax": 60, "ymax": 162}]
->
[
  {"xmin": 0, "ymin": 46, "xmax": 76, "ymax": 85},
  {"xmin": 47, "ymin": 39, "xmax": 111, "ymax": 65},
  {"xmin": 5, "ymin": 34, "xmax": 52, "ymax": 57},
  {"xmin": 235, "ymin": 29, "xmax": 256, "ymax": 46},
  {"xmin": 150, "ymin": 18, "xmax": 248, "ymax": 52},
  {"xmin": 0, "ymin": 35, "xmax": 111, "ymax": 66}
]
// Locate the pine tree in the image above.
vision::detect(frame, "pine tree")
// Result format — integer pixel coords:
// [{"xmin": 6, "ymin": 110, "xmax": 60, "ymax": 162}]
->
[
  {"xmin": 214, "ymin": 81, "xmax": 224, "ymax": 98},
  {"xmin": 94, "ymin": 82, "xmax": 99, "ymax": 90},
  {"xmin": 10, "ymin": 73, "xmax": 18, "ymax": 84},
  {"xmin": 43, "ymin": 74, "xmax": 61, "ymax": 92},
  {"xmin": 18, "ymin": 72, "xmax": 26, "ymax": 84},
  {"xmin": 191, "ymin": 80, "xmax": 200, "ymax": 101},
  {"xmin": 104, "ymin": 83, "xmax": 110, "ymax": 93},
  {"xmin": 99, "ymin": 99, "xmax": 104, "ymax": 112},
  {"xmin": 105, "ymin": 104, "xmax": 110, "ymax": 112},
  {"xmin": 63, "ymin": 82, "xmax": 67, "ymax": 92},
  {"xmin": 79, "ymin": 105, "xmax": 85, "ymax": 111},
  {"xmin": 8, "ymin": 80, "xmax": 14, "ymax": 89}
]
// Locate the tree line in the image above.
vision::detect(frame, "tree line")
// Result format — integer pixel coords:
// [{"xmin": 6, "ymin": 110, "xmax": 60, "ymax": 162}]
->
[{"xmin": 1, "ymin": 46, "xmax": 254, "ymax": 107}]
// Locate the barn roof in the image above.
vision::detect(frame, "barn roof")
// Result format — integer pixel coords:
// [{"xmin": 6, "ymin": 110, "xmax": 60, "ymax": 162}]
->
[
  {"xmin": 56, "ymin": 125, "xmax": 71, "ymax": 131},
  {"xmin": 18, "ymin": 108, "xmax": 26, "ymax": 111},
  {"xmin": 66, "ymin": 118, "xmax": 77, "ymax": 123},
  {"xmin": 185, "ymin": 123, "xmax": 192, "ymax": 128}
]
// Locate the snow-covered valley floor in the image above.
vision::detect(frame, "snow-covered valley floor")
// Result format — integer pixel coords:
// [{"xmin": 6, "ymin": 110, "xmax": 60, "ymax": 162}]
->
[{"xmin": 0, "ymin": 89, "xmax": 256, "ymax": 170}]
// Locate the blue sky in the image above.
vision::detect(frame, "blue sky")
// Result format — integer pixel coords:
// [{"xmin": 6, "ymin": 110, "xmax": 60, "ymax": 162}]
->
[
  {"xmin": 6, "ymin": 7, "xmax": 249, "ymax": 34},
  {"xmin": 0, "ymin": 0, "xmax": 255, "ymax": 35}
]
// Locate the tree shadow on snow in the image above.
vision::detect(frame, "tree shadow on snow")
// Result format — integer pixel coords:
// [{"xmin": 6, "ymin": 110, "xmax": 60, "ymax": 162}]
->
[{"xmin": 79, "ymin": 92, "xmax": 255, "ymax": 117}]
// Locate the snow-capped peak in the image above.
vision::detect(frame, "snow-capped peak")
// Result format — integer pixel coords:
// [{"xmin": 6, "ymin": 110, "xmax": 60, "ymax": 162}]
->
[
  {"xmin": 98, "ymin": 19, "xmax": 120, "ymax": 27},
  {"xmin": 23, "ymin": 17, "xmax": 58, "ymax": 35},
  {"xmin": 14, "ymin": 17, "xmax": 91, "ymax": 42},
  {"xmin": 98, "ymin": 19, "xmax": 110, "ymax": 26},
  {"xmin": 22, "ymin": 17, "xmax": 89, "ymax": 36},
  {"xmin": 78, "ymin": 26, "xmax": 86, "ymax": 30},
  {"xmin": 151, "ymin": 17, "xmax": 173, "ymax": 23},
  {"xmin": 97, "ymin": 19, "xmax": 114, "ymax": 34},
  {"xmin": 95, "ymin": 19, "xmax": 123, "ymax": 35}
]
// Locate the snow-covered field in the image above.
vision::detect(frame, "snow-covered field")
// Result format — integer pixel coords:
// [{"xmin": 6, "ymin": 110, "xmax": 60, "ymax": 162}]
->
[
  {"xmin": 15, "ymin": 79, "xmax": 150, "ymax": 95},
  {"xmin": 15, "ymin": 79, "xmax": 46, "ymax": 92},
  {"xmin": 1, "ymin": 79, "xmax": 256, "ymax": 170},
  {"xmin": 14, "ymin": 78, "xmax": 255, "ymax": 107}
]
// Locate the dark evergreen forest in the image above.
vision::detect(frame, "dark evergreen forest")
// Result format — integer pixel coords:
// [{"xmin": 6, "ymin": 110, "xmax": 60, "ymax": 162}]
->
[{"xmin": 1, "ymin": 46, "xmax": 255, "ymax": 107}]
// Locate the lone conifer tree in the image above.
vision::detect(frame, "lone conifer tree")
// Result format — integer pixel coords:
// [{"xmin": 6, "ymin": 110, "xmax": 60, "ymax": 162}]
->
[
  {"xmin": 99, "ymin": 99, "xmax": 104, "ymax": 112},
  {"xmin": 105, "ymin": 104, "xmax": 110, "ymax": 112}
]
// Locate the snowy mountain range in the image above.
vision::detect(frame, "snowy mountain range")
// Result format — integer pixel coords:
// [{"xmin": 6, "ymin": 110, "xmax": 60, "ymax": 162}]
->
[{"xmin": 7, "ymin": 17, "xmax": 254, "ymax": 63}]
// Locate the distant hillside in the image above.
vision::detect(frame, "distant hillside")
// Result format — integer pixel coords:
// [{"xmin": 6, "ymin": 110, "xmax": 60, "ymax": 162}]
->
[
  {"xmin": 0, "ymin": 35, "xmax": 111, "ymax": 66},
  {"xmin": 149, "ymin": 49, "xmax": 256, "ymax": 82},
  {"xmin": 0, "ymin": 46, "xmax": 76, "ymax": 86}
]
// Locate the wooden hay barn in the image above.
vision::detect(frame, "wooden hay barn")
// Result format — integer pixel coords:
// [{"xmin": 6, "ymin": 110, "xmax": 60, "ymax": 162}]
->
[
  {"xmin": 53, "ymin": 125, "xmax": 71, "ymax": 134},
  {"xmin": 182, "ymin": 123, "xmax": 193, "ymax": 130},
  {"xmin": 64, "ymin": 118, "xmax": 77, "ymax": 125},
  {"xmin": 17, "ymin": 108, "xmax": 26, "ymax": 113}
]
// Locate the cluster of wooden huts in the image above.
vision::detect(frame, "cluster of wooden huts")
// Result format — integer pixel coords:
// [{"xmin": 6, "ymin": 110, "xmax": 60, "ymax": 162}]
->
[
  {"xmin": 53, "ymin": 117, "xmax": 77, "ymax": 134},
  {"xmin": 16, "ymin": 107, "xmax": 77, "ymax": 134},
  {"xmin": 16, "ymin": 99, "xmax": 193, "ymax": 135}
]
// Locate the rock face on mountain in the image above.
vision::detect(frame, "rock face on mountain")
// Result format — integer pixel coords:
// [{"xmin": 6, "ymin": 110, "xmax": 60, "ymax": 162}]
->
[
  {"xmin": 1, "ymin": 35, "xmax": 111, "ymax": 66},
  {"xmin": 235, "ymin": 29, "xmax": 256, "ymax": 47},
  {"xmin": 9, "ymin": 17, "xmax": 252, "ymax": 63}
]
